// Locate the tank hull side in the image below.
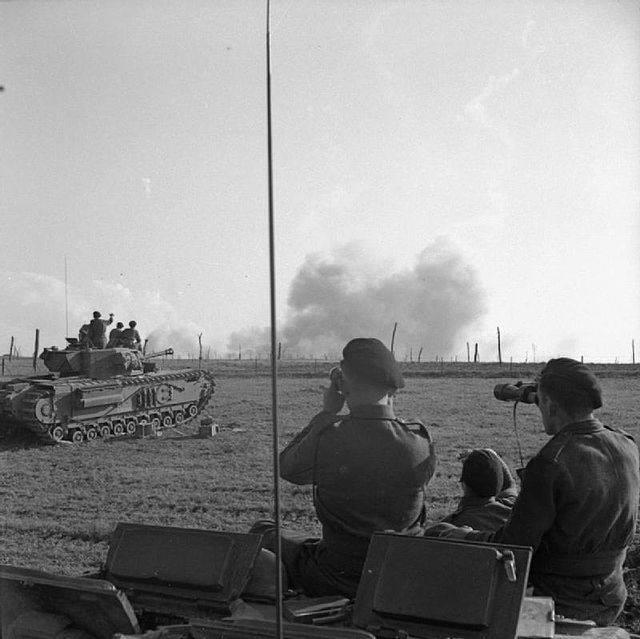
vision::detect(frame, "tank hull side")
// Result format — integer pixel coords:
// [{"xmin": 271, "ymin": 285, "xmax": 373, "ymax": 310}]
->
[{"xmin": 0, "ymin": 370, "xmax": 215, "ymax": 443}]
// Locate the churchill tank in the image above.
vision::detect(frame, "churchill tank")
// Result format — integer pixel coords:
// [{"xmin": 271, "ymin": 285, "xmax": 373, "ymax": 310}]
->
[{"xmin": 0, "ymin": 342, "xmax": 215, "ymax": 443}]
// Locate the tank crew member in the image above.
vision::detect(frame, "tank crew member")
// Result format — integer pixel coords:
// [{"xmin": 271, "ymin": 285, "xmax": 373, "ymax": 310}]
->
[
  {"xmin": 120, "ymin": 320, "xmax": 142, "ymax": 350},
  {"xmin": 440, "ymin": 448, "xmax": 517, "ymax": 532},
  {"xmin": 106, "ymin": 322, "xmax": 125, "ymax": 348},
  {"xmin": 425, "ymin": 358, "xmax": 639, "ymax": 626},
  {"xmin": 251, "ymin": 337, "xmax": 436, "ymax": 598},
  {"xmin": 78, "ymin": 324, "xmax": 90, "ymax": 348},
  {"xmin": 87, "ymin": 311, "xmax": 114, "ymax": 349}
]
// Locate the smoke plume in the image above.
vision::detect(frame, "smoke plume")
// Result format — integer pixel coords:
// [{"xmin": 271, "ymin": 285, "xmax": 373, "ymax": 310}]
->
[
  {"xmin": 230, "ymin": 242, "xmax": 486, "ymax": 359},
  {"xmin": 226, "ymin": 326, "xmax": 272, "ymax": 359}
]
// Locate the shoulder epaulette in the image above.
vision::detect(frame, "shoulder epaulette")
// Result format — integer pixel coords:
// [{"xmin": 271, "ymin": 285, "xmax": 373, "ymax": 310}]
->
[
  {"xmin": 396, "ymin": 417, "xmax": 428, "ymax": 434},
  {"xmin": 603, "ymin": 424, "xmax": 636, "ymax": 442}
]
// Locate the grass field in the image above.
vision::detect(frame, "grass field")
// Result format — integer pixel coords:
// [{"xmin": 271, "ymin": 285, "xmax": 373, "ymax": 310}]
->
[{"xmin": 1, "ymin": 358, "xmax": 640, "ymax": 628}]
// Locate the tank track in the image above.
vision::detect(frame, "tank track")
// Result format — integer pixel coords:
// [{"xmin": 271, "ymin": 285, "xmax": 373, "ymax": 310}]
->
[{"xmin": 14, "ymin": 370, "xmax": 215, "ymax": 444}]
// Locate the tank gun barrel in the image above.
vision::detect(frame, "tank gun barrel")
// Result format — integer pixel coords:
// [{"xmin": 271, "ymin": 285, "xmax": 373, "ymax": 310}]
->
[{"xmin": 144, "ymin": 348, "xmax": 174, "ymax": 360}]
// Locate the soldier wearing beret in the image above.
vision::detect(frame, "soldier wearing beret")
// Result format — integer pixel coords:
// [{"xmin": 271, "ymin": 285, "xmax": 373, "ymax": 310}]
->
[
  {"xmin": 441, "ymin": 448, "xmax": 517, "ymax": 532},
  {"xmin": 426, "ymin": 358, "xmax": 639, "ymax": 626},
  {"xmin": 106, "ymin": 322, "xmax": 125, "ymax": 348},
  {"xmin": 251, "ymin": 337, "xmax": 436, "ymax": 598},
  {"xmin": 87, "ymin": 311, "xmax": 114, "ymax": 349},
  {"xmin": 120, "ymin": 320, "xmax": 142, "ymax": 351}
]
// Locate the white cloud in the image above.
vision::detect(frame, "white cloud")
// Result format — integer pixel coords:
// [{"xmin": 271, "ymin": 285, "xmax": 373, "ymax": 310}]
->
[
  {"xmin": 0, "ymin": 269, "xmax": 215, "ymax": 358},
  {"xmin": 463, "ymin": 69, "xmax": 520, "ymax": 147}
]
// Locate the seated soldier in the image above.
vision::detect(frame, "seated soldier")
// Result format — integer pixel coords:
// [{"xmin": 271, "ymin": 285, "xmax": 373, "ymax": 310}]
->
[
  {"xmin": 77, "ymin": 324, "xmax": 90, "ymax": 348},
  {"xmin": 425, "ymin": 358, "xmax": 640, "ymax": 626},
  {"xmin": 106, "ymin": 322, "xmax": 125, "ymax": 348},
  {"xmin": 120, "ymin": 320, "xmax": 142, "ymax": 350},
  {"xmin": 441, "ymin": 448, "xmax": 517, "ymax": 532},
  {"xmin": 250, "ymin": 337, "xmax": 436, "ymax": 598}
]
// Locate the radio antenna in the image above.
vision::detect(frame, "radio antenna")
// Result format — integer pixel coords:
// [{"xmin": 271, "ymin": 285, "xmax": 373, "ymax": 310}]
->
[
  {"xmin": 64, "ymin": 255, "xmax": 69, "ymax": 337},
  {"xmin": 266, "ymin": 1, "xmax": 284, "ymax": 636}
]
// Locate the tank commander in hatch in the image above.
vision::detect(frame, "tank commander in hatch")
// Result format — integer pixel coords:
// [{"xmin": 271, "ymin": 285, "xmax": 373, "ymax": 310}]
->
[
  {"xmin": 106, "ymin": 322, "xmax": 125, "ymax": 348},
  {"xmin": 250, "ymin": 337, "xmax": 436, "ymax": 598},
  {"xmin": 120, "ymin": 320, "xmax": 142, "ymax": 351},
  {"xmin": 87, "ymin": 311, "xmax": 114, "ymax": 349},
  {"xmin": 440, "ymin": 448, "xmax": 517, "ymax": 532},
  {"xmin": 425, "ymin": 358, "xmax": 640, "ymax": 626}
]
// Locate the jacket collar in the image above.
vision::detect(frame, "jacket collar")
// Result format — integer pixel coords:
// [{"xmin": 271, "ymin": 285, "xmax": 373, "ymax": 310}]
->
[
  {"xmin": 348, "ymin": 404, "xmax": 396, "ymax": 420},
  {"xmin": 557, "ymin": 418, "xmax": 604, "ymax": 435}
]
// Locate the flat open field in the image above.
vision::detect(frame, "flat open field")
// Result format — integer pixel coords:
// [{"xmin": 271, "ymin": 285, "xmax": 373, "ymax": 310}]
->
[{"xmin": 1, "ymin": 359, "xmax": 640, "ymax": 628}]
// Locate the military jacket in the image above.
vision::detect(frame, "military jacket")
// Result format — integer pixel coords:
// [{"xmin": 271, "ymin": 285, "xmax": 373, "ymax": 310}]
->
[
  {"xmin": 469, "ymin": 419, "xmax": 639, "ymax": 577},
  {"xmin": 280, "ymin": 405, "xmax": 436, "ymax": 564},
  {"xmin": 442, "ymin": 486, "xmax": 517, "ymax": 532}
]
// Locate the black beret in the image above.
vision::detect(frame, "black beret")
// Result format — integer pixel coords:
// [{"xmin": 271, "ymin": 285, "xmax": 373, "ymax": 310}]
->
[
  {"xmin": 539, "ymin": 358, "xmax": 602, "ymax": 409},
  {"xmin": 342, "ymin": 338, "xmax": 404, "ymax": 389},
  {"xmin": 461, "ymin": 449, "xmax": 503, "ymax": 498}
]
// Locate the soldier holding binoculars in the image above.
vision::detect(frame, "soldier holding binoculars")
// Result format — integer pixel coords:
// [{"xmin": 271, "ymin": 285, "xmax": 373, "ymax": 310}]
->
[
  {"xmin": 427, "ymin": 358, "xmax": 639, "ymax": 626},
  {"xmin": 251, "ymin": 337, "xmax": 436, "ymax": 598}
]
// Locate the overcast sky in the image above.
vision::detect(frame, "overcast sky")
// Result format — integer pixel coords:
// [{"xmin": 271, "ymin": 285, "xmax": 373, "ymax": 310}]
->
[{"xmin": 1, "ymin": 0, "xmax": 638, "ymax": 362}]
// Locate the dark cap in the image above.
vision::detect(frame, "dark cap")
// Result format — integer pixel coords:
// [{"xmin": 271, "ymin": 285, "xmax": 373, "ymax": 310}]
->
[
  {"xmin": 93, "ymin": 311, "xmax": 101, "ymax": 318},
  {"xmin": 461, "ymin": 449, "xmax": 503, "ymax": 498},
  {"xmin": 116, "ymin": 322, "xmax": 124, "ymax": 329},
  {"xmin": 539, "ymin": 358, "xmax": 602, "ymax": 409},
  {"xmin": 129, "ymin": 320, "xmax": 137, "ymax": 328},
  {"xmin": 341, "ymin": 338, "xmax": 404, "ymax": 389}
]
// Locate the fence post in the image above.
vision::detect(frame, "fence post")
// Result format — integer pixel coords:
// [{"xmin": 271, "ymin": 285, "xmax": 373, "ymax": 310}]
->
[{"xmin": 32, "ymin": 329, "xmax": 40, "ymax": 372}]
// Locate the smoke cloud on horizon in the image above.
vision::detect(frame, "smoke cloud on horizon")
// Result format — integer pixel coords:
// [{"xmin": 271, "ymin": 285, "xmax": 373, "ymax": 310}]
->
[{"xmin": 228, "ymin": 242, "xmax": 487, "ymax": 360}]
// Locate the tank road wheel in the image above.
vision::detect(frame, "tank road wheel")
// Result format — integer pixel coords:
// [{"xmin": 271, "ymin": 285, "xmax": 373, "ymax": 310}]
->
[
  {"xmin": 71, "ymin": 430, "xmax": 84, "ymax": 444},
  {"xmin": 174, "ymin": 410, "xmax": 184, "ymax": 426},
  {"xmin": 162, "ymin": 414, "xmax": 173, "ymax": 428},
  {"xmin": 187, "ymin": 404, "xmax": 198, "ymax": 418},
  {"xmin": 99, "ymin": 424, "xmax": 111, "ymax": 438},
  {"xmin": 86, "ymin": 427, "xmax": 97, "ymax": 441},
  {"xmin": 113, "ymin": 422, "xmax": 124, "ymax": 436},
  {"xmin": 150, "ymin": 417, "xmax": 161, "ymax": 429},
  {"xmin": 34, "ymin": 398, "xmax": 56, "ymax": 424},
  {"xmin": 49, "ymin": 425, "xmax": 65, "ymax": 443},
  {"xmin": 125, "ymin": 420, "xmax": 136, "ymax": 435}
]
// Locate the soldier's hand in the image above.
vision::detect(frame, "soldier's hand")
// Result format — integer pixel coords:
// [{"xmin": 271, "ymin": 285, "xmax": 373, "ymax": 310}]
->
[
  {"xmin": 322, "ymin": 378, "xmax": 345, "ymax": 415},
  {"xmin": 423, "ymin": 522, "xmax": 473, "ymax": 539}
]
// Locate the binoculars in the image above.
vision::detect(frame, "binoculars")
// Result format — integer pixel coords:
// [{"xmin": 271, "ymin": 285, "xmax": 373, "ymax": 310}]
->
[{"xmin": 493, "ymin": 381, "xmax": 538, "ymax": 405}]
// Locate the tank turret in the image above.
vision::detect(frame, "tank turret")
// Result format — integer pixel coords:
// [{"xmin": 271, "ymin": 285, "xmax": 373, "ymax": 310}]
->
[{"xmin": 40, "ymin": 347, "xmax": 174, "ymax": 379}]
